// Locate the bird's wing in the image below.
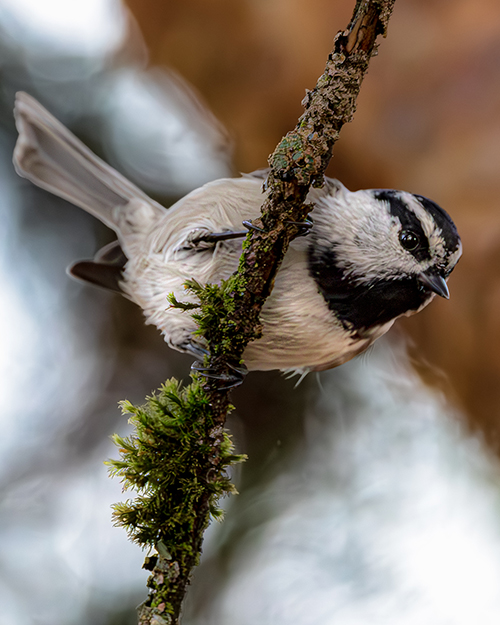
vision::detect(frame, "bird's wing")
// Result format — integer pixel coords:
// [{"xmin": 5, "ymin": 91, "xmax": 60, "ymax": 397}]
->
[{"xmin": 69, "ymin": 240, "xmax": 128, "ymax": 293}]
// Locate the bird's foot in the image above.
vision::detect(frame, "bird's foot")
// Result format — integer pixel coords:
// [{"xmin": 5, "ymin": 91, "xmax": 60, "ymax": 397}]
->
[{"xmin": 191, "ymin": 360, "xmax": 248, "ymax": 389}]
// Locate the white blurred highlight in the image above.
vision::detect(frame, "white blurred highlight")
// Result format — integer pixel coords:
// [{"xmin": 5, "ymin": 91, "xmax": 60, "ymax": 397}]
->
[
  {"xmin": 0, "ymin": 0, "xmax": 126, "ymax": 55},
  {"xmin": 101, "ymin": 68, "xmax": 232, "ymax": 196},
  {"xmin": 0, "ymin": 451, "xmax": 147, "ymax": 624},
  {"xmin": 202, "ymin": 341, "xmax": 500, "ymax": 625},
  {"xmin": 0, "ymin": 134, "xmax": 146, "ymax": 622}
]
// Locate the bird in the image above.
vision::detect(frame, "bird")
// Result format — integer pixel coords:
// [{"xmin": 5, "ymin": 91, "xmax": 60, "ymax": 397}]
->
[{"xmin": 12, "ymin": 91, "xmax": 461, "ymax": 379}]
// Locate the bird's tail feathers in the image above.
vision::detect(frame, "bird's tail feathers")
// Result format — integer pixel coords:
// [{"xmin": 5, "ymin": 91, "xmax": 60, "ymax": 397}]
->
[{"xmin": 13, "ymin": 92, "xmax": 165, "ymax": 234}]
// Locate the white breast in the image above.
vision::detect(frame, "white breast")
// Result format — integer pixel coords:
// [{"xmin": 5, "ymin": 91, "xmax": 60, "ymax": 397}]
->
[{"xmin": 243, "ymin": 248, "xmax": 380, "ymax": 371}]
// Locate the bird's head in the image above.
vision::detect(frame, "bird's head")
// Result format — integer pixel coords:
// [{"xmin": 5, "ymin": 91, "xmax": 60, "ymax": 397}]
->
[{"xmin": 308, "ymin": 181, "xmax": 462, "ymax": 334}]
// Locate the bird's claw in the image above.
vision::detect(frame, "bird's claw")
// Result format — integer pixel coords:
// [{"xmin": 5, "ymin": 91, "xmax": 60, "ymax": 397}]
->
[
  {"xmin": 184, "ymin": 342, "xmax": 210, "ymax": 360},
  {"xmin": 242, "ymin": 219, "xmax": 266, "ymax": 233},
  {"xmin": 191, "ymin": 361, "xmax": 248, "ymax": 389},
  {"xmin": 286, "ymin": 219, "xmax": 313, "ymax": 236}
]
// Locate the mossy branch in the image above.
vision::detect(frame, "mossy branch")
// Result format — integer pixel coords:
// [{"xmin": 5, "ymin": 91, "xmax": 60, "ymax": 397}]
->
[
  {"xmin": 107, "ymin": 381, "xmax": 245, "ymax": 624},
  {"xmin": 108, "ymin": 1, "xmax": 396, "ymax": 624}
]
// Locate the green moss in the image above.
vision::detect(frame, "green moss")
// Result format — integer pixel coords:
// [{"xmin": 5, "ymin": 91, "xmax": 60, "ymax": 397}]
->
[
  {"xmin": 182, "ymin": 276, "xmax": 254, "ymax": 360},
  {"xmin": 109, "ymin": 379, "xmax": 246, "ymax": 618},
  {"xmin": 166, "ymin": 293, "xmax": 200, "ymax": 312},
  {"xmin": 107, "ymin": 379, "xmax": 245, "ymax": 556}
]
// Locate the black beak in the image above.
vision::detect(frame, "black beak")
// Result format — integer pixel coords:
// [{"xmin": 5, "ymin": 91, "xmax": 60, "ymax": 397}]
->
[{"xmin": 417, "ymin": 272, "xmax": 450, "ymax": 299}]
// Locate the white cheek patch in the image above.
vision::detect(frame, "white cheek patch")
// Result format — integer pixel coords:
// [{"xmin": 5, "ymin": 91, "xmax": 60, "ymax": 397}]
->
[{"xmin": 312, "ymin": 191, "xmax": 430, "ymax": 283}]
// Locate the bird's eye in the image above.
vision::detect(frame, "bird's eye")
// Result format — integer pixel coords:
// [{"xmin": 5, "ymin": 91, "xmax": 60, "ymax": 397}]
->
[{"xmin": 399, "ymin": 230, "xmax": 420, "ymax": 251}]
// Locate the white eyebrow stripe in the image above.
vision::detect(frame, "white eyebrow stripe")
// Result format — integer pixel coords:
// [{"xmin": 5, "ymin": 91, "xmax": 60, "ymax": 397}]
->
[
  {"xmin": 403, "ymin": 193, "xmax": 447, "ymax": 263},
  {"xmin": 404, "ymin": 194, "xmax": 438, "ymax": 237}
]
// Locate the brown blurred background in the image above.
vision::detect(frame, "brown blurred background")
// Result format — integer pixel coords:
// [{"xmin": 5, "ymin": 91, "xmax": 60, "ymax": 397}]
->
[
  {"xmin": 123, "ymin": 0, "xmax": 500, "ymax": 452},
  {"xmin": 2, "ymin": 1, "xmax": 500, "ymax": 623}
]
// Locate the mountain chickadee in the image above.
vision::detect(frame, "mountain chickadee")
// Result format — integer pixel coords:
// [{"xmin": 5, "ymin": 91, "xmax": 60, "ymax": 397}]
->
[{"xmin": 13, "ymin": 92, "xmax": 461, "ymax": 375}]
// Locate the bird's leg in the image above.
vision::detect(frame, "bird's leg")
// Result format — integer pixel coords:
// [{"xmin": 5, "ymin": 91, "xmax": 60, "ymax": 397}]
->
[
  {"xmin": 194, "ymin": 219, "xmax": 267, "ymax": 244},
  {"xmin": 191, "ymin": 214, "xmax": 313, "ymax": 248},
  {"xmin": 196, "ymin": 230, "xmax": 249, "ymax": 244}
]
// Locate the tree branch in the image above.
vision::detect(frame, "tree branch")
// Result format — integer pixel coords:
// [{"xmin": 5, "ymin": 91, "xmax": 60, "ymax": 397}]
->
[
  {"xmin": 199, "ymin": 0, "xmax": 395, "ymax": 389},
  {"xmin": 109, "ymin": 2, "xmax": 396, "ymax": 624}
]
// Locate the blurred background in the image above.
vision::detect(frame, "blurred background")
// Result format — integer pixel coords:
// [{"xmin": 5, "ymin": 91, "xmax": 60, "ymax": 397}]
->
[{"xmin": 1, "ymin": 0, "xmax": 500, "ymax": 623}]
